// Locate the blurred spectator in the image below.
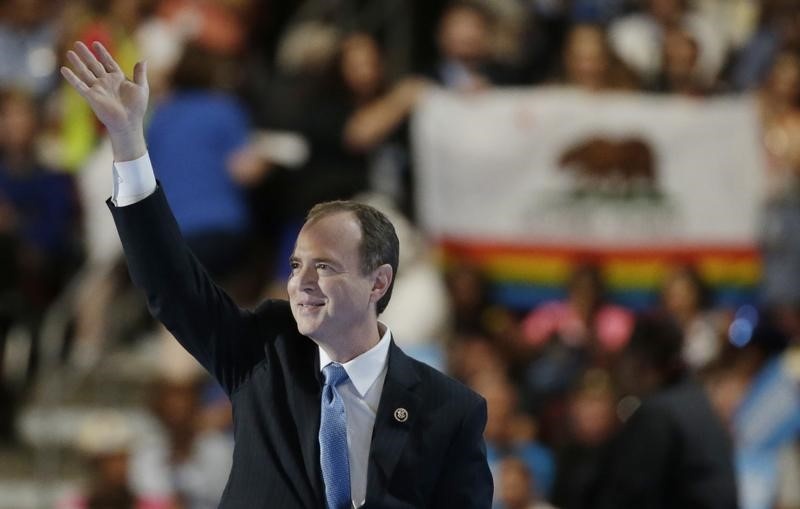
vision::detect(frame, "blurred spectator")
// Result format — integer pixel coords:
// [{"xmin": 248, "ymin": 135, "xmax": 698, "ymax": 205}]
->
[
  {"xmin": 0, "ymin": 0, "xmax": 59, "ymax": 98},
  {"xmin": 338, "ymin": 33, "xmax": 427, "ymax": 208},
  {"xmin": 758, "ymin": 50, "xmax": 800, "ymax": 307},
  {"xmin": 560, "ymin": 24, "xmax": 638, "ymax": 91},
  {"xmin": 58, "ymin": 0, "xmax": 143, "ymax": 171},
  {"xmin": 496, "ymin": 457, "xmax": 556, "ymax": 509},
  {"xmin": 551, "ymin": 369, "xmax": 617, "ymax": 509},
  {"xmin": 714, "ymin": 309, "xmax": 800, "ymax": 509},
  {"xmin": 609, "ymin": 0, "xmax": 727, "ymax": 90},
  {"xmin": 519, "ymin": 265, "xmax": 632, "ymax": 432},
  {"xmin": 59, "ymin": 411, "xmax": 170, "ymax": 509},
  {"xmin": 693, "ymin": 0, "xmax": 758, "ymax": 52},
  {"xmin": 520, "ymin": 264, "xmax": 633, "ymax": 366},
  {"xmin": 652, "ymin": 26, "xmax": 712, "ymax": 96},
  {"xmin": 731, "ymin": 0, "xmax": 800, "ymax": 92},
  {"xmin": 248, "ymin": 31, "xmax": 427, "ymax": 288},
  {"xmin": 759, "ymin": 49, "xmax": 800, "ymax": 198},
  {"xmin": 134, "ymin": 0, "xmax": 253, "ymax": 96},
  {"xmin": 0, "ymin": 88, "xmax": 79, "ymax": 374},
  {"xmin": 131, "ymin": 374, "xmax": 233, "ymax": 509},
  {"xmin": 590, "ymin": 313, "xmax": 738, "ymax": 509},
  {"xmin": 277, "ymin": 0, "xmax": 412, "ymax": 81},
  {"xmin": 471, "ymin": 371, "xmax": 555, "ymax": 505},
  {"xmin": 276, "ymin": 31, "xmax": 424, "ymax": 217},
  {"xmin": 430, "ymin": 1, "xmax": 516, "ymax": 90},
  {"xmin": 445, "ymin": 261, "xmax": 497, "ymax": 336},
  {"xmin": 146, "ymin": 43, "xmax": 253, "ymax": 291},
  {"xmin": 449, "ymin": 333, "xmax": 507, "ymax": 384},
  {"xmin": 660, "ymin": 265, "xmax": 724, "ymax": 370},
  {"xmin": 155, "ymin": 0, "xmax": 251, "ymax": 56}
]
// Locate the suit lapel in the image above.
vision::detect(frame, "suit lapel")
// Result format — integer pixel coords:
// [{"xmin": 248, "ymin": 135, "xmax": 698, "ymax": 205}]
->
[
  {"xmin": 366, "ymin": 341, "xmax": 421, "ymax": 504},
  {"xmin": 278, "ymin": 334, "xmax": 325, "ymax": 508}
]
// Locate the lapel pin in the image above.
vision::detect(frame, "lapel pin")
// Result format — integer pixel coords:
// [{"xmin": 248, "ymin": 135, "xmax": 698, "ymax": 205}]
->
[{"xmin": 394, "ymin": 407, "xmax": 408, "ymax": 423}]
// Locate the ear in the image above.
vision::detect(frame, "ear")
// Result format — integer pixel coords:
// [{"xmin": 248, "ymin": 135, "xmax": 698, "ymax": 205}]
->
[{"xmin": 370, "ymin": 264, "xmax": 393, "ymax": 304}]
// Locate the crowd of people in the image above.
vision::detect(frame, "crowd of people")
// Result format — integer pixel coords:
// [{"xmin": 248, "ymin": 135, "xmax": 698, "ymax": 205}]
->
[{"xmin": 1, "ymin": 0, "xmax": 800, "ymax": 508}]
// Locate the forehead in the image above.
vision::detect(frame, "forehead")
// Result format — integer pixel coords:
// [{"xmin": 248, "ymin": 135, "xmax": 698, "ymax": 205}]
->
[{"xmin": 293, "ymin": 211, "xmax": 362, "ymax": 257}]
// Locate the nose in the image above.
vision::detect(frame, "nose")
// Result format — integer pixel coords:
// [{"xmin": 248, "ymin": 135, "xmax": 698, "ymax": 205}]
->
[{"xmin": 296, "ymin": 263, "xmax": 318, "ymax": 292}]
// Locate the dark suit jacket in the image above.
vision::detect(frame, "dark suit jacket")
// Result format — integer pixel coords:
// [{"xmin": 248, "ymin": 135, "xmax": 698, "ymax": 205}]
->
[
  {"xmin": 108, "ymin": 186, "xmax": 493, "ymax": 508},
  {"xmin": 589, "ymin": 376, "xmax": 739, "ymax": 509}
]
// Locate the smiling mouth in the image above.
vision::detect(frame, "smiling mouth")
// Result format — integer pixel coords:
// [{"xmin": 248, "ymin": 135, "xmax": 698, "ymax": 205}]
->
[{"xmin": 299, "ymin": 303, "xmax": 325, "ymax": 308}]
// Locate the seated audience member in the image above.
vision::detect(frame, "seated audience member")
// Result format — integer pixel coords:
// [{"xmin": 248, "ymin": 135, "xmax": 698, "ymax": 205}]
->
[
  {"xmin": 496, "ymin": 457, "xmax": 556, "ymax": 509},
  {"xmin": 551, "ymin": 369, "xmax": 617, "ymax": 509},
  {"xmin": 59, "ymin": 412, "xmax": 170, "ymax": 509},
  {"xmin": 130, "ymin": 372, "xmax": 234, "ymax": 509},
  {"xmin": 471, "ymin": 371, "xmax": 555, "ymax": 504}
]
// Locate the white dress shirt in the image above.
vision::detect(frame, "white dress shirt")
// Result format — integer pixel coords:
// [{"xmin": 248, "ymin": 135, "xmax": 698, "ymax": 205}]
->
[
  {"xmin": 318, "ymin": 324, "xmax": 391, "ymax": 508},
  {"xmin": 111, "ymin": 153, "xmax": 157, "ymax": 206},
  {"xmin": 111, "ymin": 154, "xmax": 393, "ymax": 507}
]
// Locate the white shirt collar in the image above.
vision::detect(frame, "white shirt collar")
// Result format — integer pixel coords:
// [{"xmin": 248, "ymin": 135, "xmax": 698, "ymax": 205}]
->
[{"xmin": 318, "ymin": 322, "xmax": 392, "ymax": 398}]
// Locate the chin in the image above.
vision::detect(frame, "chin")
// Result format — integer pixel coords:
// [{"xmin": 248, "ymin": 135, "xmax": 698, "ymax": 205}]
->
[{"xmin": 294, "ymin": 317, "xmax": 321, "ymax": 338}]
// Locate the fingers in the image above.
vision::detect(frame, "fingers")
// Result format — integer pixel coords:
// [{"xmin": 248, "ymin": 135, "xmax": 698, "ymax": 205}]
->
[
  {"xmin": 133, "ymin": 60, "xmax": 148, "ymax": 88},
  {"xmin": 92, "ymin": 41, "xmax": 122, "ymax": 74},
  {"xmin": 60, "ymin": 66, "xmax": 91, "ymax": 95},
  {"xmin": 66, "ymin": 50, "xmax": 97, "ymax": 85},
  {"xmin": 74, "ymin": 41, "xmax": 106, "ymax": 78}
]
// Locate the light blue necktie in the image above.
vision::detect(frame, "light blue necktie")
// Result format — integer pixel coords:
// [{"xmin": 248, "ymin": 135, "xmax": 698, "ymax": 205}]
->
[{"xmin": 320, "ymin": 363, "xmax": 351, "ymax": 509}]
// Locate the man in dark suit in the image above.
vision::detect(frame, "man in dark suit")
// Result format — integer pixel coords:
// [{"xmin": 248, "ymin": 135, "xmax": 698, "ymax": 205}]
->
[
  {"xmin": 589, "ymin": 314, "xmax": 739, "ymax": 509},
  {"xmin": 61, "ymin": 41, "xmax": 492, "ymax": 508}
]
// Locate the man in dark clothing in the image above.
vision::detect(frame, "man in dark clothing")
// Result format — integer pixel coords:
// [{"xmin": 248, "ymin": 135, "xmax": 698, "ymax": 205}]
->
[{"xmin": 590, "ymin": 314, "xmax": 739, "ymax": 509}]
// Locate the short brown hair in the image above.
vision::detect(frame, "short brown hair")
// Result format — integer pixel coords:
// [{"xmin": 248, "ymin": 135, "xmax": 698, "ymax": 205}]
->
[{"xmin": 306, "ymin": 200, "xmax": 399, "ymax": 314}]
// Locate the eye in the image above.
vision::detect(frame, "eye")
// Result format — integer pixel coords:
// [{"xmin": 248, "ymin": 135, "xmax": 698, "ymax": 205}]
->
[
  {"xmin": 315, "ymin": 262, "xmax": 330, "ymax": 271},
  {"xmin": 289, "ymin": 261, "xmax": 300, "ymax": 272}
]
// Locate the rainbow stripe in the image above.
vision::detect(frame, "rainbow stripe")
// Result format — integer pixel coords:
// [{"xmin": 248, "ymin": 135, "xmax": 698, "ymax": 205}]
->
[{"xmin": 438, "ymin": 238, "xmax": 762, "ymax": 311}]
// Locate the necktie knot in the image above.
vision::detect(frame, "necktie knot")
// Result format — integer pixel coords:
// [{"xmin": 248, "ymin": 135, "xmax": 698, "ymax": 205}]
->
[{"xmin": 323, "ymin": 363, "xmax": 348, "ymax": 387}]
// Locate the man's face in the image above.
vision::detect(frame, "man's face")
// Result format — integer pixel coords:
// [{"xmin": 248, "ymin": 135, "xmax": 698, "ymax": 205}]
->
[{"xmin": 287, "ymin": 212, "xmax": 377, "ymax": 343}]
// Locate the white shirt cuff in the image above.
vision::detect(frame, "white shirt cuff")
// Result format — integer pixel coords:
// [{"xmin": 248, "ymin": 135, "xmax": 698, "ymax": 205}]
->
[{"xmin": 112, "ymin": 152, "xmax": 157, "ymax": 206}]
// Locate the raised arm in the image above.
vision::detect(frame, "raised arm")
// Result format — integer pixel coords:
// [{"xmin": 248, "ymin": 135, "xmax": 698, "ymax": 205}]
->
[{"xmin": 61, "ymin": 42, "xmax": 267, "ymax": 393}]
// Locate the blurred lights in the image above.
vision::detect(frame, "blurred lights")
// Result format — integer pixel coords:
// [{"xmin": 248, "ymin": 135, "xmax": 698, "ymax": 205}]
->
[
  {"xmin": 28, "ymin": 47, "xmax": 56, "ymax": 78},
  {"xmin": 728, "ymin": 305, "xmax": 759, "ymax": 348}
]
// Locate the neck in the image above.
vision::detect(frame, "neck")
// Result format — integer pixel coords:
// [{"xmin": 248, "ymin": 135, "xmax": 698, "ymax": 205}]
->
[{"xmin": 320, "ymin": 320, "xmax": 384, "ymax": 363}]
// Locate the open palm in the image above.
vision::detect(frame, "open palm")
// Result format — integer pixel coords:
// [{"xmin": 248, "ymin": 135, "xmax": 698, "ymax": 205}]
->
[{"xmin": 61, "ymin": 41, "xmax": 148, "ymax": 135}]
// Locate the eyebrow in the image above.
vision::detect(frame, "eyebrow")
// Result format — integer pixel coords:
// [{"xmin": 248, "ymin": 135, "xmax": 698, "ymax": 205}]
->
[{"xmin": 288, "ymin": 256, "xmax": 339, "ymax": 266}]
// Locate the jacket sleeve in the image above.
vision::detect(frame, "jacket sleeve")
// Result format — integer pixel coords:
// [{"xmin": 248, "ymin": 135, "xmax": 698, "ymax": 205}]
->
[
  {"xmin": 430, "ymin": 396, "xmax": 494, "ymax": 508},
  {"xmin": 107, "ymin": 185, "xmax": 270, "ymax": 394}
]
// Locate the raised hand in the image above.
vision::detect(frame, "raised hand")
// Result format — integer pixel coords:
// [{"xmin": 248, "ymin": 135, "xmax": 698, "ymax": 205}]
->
[{"xmin": 61, "ymin": 41, "xmax": 148, "ymax": 161}]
